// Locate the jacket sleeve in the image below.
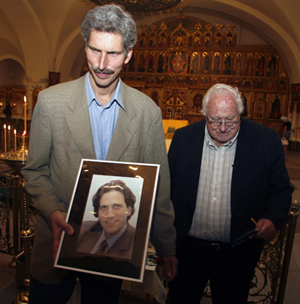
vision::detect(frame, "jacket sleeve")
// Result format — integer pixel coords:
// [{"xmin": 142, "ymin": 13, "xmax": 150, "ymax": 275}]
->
[
  {"xmin": 21, "ymin": 92, "xmax": 67, "ymax": 222},
  {"xmin": 230, "ymin": 121, "xmax": 294, "ymax": 239},
  {"xmin": 145, "ymin": 106, "xmax": 176, "ymax": 257},
  {"xmin": 261, "ymin": 133, "xmax": 293, "ymax": 229}
]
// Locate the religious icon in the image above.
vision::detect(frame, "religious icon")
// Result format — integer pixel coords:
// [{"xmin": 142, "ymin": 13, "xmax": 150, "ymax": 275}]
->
[
  {"xmin": 253, "ymin": 100, "xmax": 265, "ymax": 119},
  {"xmin": 193, "ymin": 37, "xmax": 201, "ymax": 47},
  {"xmin": 147, "ymin": 52, "xmax": 156, "ymax": 73},
  {"xmin": 212, "ymin": 52, "xmax": 221, "ymax": 75},
  {"xmin": 138, "ymin": 51, "xmax": 147, "ymax": 72},
  {"xmin": 223, "ymin": 53, "xmax": 232, "ymax": 75},
  {"xmin": 244, "ymin": 53, "xmax": 253, "ymax": 76},
  {"xmin": 267, "ymin": 55, "xmax": 277, "ymax": 77},
  {"xmin": 234, "ymin": 53, "xmax": 242, "ymax": 76},
  {"xmin": 158, "ymin": 36, "xmax": 167, "ymax": 47},
  {"xmin": 169, "ymin": 51, "xmax": 187, "ymax": 74},
  {"xmin": 269, "ymin": 95, "xmax": 281, "ymax": 119},
  {"xmin": 48, "ymin": 72, "xmax": 60, "ymax": 86},
  {"xmin": 256, "ymin": 54, "xmax": 265, "ymax": 76},
  {"xmin": 204, "ymin": 37, "xmax": 211, "ymax": 47},
  {"xmin": 201, "ymin": 52, "xmax": 210, "ymax": 74},
  {"xmin": 157, "ymin": 52, "xmax": 165, "ymax": 73},
  {"xmin": 192, "ymin": 93, "xmax": 203, "ymax": 113},
  {"xmin": 190, "ymin": 52, "xmax": 199, "ymax": 74}
]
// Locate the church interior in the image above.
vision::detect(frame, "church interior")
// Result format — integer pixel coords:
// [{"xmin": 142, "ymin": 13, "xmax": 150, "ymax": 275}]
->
[{"xmin": 0, "ymin": 0, "xmax": 300, "ymax": 303}]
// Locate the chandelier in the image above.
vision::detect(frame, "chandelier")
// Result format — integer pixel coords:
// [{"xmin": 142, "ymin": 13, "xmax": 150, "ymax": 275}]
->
[{"xmin": 83, "ymin": 0, "xmax": 190, "ymax": 13}]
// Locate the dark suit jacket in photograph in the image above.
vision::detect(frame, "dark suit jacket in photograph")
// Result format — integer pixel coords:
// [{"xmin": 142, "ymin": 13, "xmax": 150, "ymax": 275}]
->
[{"xmin": 77, "ymin": 221, "xmax": 136, "ymax": 260}]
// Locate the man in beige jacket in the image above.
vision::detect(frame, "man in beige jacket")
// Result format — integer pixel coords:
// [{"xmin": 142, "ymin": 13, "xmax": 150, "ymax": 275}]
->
[{"xmin": 22, "ymin": 4, "xmax": 177, "ymax": 303}]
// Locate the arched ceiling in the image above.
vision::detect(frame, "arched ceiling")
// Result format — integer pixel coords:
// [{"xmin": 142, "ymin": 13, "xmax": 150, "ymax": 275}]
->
[{"xmin": 0, "ymin": 0, "xmax": 299, "ymax": 83}]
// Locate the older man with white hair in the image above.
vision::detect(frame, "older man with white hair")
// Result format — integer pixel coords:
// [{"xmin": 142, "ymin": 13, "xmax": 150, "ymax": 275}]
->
[{"xmin": 168, "ymin": 83, "xmax": 293, "ymax": 304}]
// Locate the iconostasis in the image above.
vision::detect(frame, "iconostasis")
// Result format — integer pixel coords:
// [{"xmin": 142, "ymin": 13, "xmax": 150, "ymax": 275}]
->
[{"xmin": 120, "ymin": 15, "xmax": 290, "ymax": 135}]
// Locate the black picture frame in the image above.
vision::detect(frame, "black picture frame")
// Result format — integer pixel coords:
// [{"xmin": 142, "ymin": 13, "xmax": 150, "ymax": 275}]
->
[{"xmin": 55, "ymin": 159, "xmax": 160, "ymax": 282}]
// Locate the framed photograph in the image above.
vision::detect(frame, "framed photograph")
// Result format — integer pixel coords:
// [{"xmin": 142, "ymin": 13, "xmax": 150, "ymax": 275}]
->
[{"xmin": 55, "ymin": 159, "xmax": 160, "ymax": 282}]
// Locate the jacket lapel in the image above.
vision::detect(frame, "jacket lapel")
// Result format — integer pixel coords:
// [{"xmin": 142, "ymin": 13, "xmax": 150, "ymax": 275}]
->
[
  {"xmin": 231, "ymin": 119, "xmax": 255, "ymax": 210},
  {"xmin": 189, "ymin": 122, "xmax": 205, "ymax": 209},
  {"xmin": 107, "ymin": 82, "xmax": 138, "ymax": 161},
  {"xmin": 65, "ymin": 76, "xmax": 96, "ymax": 159}
]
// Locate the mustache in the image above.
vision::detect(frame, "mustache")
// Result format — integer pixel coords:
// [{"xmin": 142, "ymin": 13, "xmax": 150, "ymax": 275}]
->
[{"xmin": 91, "ymin": 66, "xmax": 114, "ymax": 75}]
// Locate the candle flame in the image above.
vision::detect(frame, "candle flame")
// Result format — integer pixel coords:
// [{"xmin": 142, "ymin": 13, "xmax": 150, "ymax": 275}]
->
[
  {"xmin": 24, "ymin": 96, "xmax": 27, "ymax": 103},
  {"xmin": 3, "ymin": 124, "xmax": 6, "ymax": 129},
  {"xmin": 8, "ymin": 125, "xmax": 10, "ymax": 131},
  {"xmin": 14, "ymin": 129, "xmax": 16, "ymax": 135},
  {"xmin": 22, "ymin": 130, "xmax": 26, "ymax": 136}
]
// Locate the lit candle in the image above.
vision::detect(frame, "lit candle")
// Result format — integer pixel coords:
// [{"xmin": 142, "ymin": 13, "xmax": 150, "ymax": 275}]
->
[
  {"xmin": 22, "ymin": 131, "xmax": 26, "ymax": 156},
  {"xmin": 24, "ymin": 96, "xmax": 27, "ymax": 133},
  {"xmin": 14, "ymin": 129, "xmax": 17, "ymax": 154},
  {"xmin": 8, "ymin": 125, "xmax": 11, "ymax": 152},
  {"xmin": 3, "ymin": 124, "xmax": 7, "ymax": 152}
]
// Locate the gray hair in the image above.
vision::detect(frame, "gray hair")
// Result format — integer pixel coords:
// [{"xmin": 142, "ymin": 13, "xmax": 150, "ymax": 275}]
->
[
  {"xmin": 81, "ymin": 4, "xmax": 137, "ymax": 55},
  {"xmin": 202, "ymin": 83, "xmax": 244, "ymax": 116}
]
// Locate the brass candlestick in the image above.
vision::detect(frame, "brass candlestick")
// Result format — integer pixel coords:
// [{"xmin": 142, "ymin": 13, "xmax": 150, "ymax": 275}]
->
[
  {"xmin": 11, "ymin": 176, "xmax": 33, "ymax": 304},
  {"xmin": 0, "ymin": 134, "xmax": 33, "ymax": 304}
]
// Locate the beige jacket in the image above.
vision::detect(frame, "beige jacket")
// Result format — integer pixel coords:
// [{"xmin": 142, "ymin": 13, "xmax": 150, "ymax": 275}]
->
[{"xmin": 21, "ymin": 75, "xmax": 176, "ymax": 284}]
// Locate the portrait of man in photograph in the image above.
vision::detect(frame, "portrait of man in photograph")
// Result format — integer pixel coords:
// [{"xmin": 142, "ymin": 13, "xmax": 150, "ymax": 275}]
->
[{"xmin": 77, "ymin": 179, "xmax": 137, "ymax": 260}]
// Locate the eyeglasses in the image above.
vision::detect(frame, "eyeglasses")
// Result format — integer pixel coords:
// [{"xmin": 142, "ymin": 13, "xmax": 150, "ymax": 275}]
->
[{"xmin": 207, "ymin": 118, "xmax": 240, "ymax": 129}]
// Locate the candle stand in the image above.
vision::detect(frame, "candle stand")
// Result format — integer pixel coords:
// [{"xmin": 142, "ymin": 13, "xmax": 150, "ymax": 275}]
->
[
  {"xmin": 0, "ymin": 159, "xmax": 27, "ymax": 265},
  {"xmin": 10, "ymin": 175, "xmax": 33, "ymax": 304},
  {"xmin": 0, "ymin": 143, "xmax": 35, "ymax": 304}
]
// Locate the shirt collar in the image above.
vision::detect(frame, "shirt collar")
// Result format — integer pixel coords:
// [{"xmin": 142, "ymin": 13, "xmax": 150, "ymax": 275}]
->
[
  {"xmin": 99, "ymin": 223, "xmax": 127, "ymax": 247},
  {"xmin": 205, "ymin": 124, "xmax": 239, "ymax": 149},
  {"xmin": 85, "ymin": 73, "xmax": 125, "ymax": 110}
]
